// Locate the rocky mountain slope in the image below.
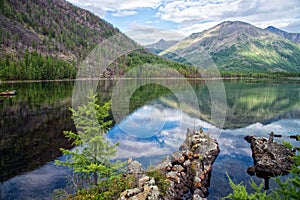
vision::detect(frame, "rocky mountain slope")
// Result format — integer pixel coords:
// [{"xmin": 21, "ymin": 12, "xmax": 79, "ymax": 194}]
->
[
  {"xmin": 266, "ymin": 26, "xmax": 300, "ymax": 44},
  {"xmin": 160, "ymin": 21, "xmax": 300, "ymax": 73},
  {"xmin": 0, "ymin": 0, "xmax": 118, "ymax": 64}
]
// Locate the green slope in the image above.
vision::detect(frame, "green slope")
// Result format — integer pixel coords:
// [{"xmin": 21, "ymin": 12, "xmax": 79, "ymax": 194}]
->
[{"xmin": 161, "ymin": 21, "xmax": 300, "ymax": 73}]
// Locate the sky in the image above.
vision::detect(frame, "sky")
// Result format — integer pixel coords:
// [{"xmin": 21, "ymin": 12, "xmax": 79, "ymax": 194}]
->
[{"xmin": 66, "ymin": 0, "xmax": 300, "ymax": 45}]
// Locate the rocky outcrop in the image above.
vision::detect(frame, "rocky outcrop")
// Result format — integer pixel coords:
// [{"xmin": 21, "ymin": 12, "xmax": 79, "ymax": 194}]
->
[
  {"xmin": 245, "ymin": 133, "xmax": 295, "ymax": 179},
  {"xmin": 119, "ymin": 175, "xmax": 164, "ymax": 200},
  {"xmin": 119, "ymin": 128, "xmax": 219, "ymax": 200},
  {"xmin": 119, "ymin": 158, "xmax": 164, "ymax": 200},
  {"xmin": 156, "ymin": 128, "xmax": 220, "ymax": 199},
  {"xmin": 127, "ymin": 157, "xmax": 144, "ymax": 175}
]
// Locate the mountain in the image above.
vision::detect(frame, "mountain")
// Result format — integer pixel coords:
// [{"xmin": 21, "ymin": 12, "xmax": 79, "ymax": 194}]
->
[
  {"xmin": 145, "ymin": 39, "xmax": 178, "ymax": 54},
  {"xmin": 0, "ymin": 0, "xmax": 198, "ymax": 80},
  {"xmin": 0, "ymin": 0, "xmax": 122, "ymax": 80},
  {"xmin": 161, "ymin": 21, "xmax": 300, "ymax": 73},
  {"xmin": 266, "ymin": 26, "xmax": 300, "ymax": 44}
]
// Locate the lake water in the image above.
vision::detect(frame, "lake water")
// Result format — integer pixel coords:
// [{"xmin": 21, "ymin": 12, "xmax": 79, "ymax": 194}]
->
[{"xmin": 1, "ymin": 79, "xmax": 300, "ymax": 199}]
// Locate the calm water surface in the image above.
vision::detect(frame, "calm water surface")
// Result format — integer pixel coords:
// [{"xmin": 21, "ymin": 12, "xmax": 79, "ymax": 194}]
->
[{"xmin": 1, "ymin": 79, "xmax": 300, "ymax": 199}]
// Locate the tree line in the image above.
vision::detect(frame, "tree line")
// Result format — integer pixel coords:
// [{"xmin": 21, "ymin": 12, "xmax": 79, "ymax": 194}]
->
[{"xmin": 0, "ymin": 50, "xmax": 77, "ymax": 80}]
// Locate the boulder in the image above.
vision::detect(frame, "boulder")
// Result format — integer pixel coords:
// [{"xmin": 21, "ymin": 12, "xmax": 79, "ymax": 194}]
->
[
  {"xmin": 245, "ymin": 134, "xmax": 295, "ymax": 178},
  {"xmin": 127, "ymin": 157, "xmax": 144, "ymax": 175}
]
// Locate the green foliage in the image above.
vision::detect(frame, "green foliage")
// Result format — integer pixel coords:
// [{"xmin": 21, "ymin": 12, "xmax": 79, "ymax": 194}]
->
[
  {"xmin": 56, "ymin": 174, "xmax": 138, "ymax": 200},
  {"xmin": 223, "ymin": 144, "xmax": 300, "ymax": 200},
  {"xmin": 55, "ymin": 93, "xmax": 121, "ymax": 187},
  {"xmin": 0, "ymin": 52, "xmax": 77, "ymax": 80},
  {"xmin": 282, "ymin": 141, "xmax": 293, "ymax": 150},
  {"xmin": 223, "ymin": 173, "xmax": 268, "ymax": 200},
  {"xmin": 146, "ymin": 166, "xmax": 170, "ymax": 195}
]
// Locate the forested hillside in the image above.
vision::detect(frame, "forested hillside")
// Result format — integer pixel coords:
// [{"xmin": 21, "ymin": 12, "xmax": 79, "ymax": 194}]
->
[
  {"xmin": 0, "ymin": 0, "xmax": 119, "ymax": 80},
  {"xmin": 0, "ymin": 0, "xmax": 199, "ymax": 80}
]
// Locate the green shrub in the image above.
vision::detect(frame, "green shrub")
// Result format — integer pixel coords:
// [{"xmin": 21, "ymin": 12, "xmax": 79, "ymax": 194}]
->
[{"xmin": 146, "ymin": 166, "xmax": 170, "ymax": 195}]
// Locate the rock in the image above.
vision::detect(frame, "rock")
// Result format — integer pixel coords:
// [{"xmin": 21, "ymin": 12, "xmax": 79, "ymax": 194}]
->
[
  {"xmin": 245, "ymin": 134, "xmax": 295, "ymax": 178},
  {"xmin": 183, "ymin": 159, "xmax": 191, "ymax": 168},
  {"xmin": 127, "ymin": 158, "xmax": 144, "ymax": 175},
  {"xmin": 119, "ymin": 175, "xmax": 164, "ymax": 200},
  {"xmin": 122, "ymin": 129, "xmax": 219, "ymax": 200},
  {"xmin": 158, "ymin": 129, "xmax": 219, "ymax": 199},
  {"xmin": 171, "ymin": 152, "xmax": 185, "ymax": 164},
  {"xmin": 156, "ymin": 155, "xmax": 172, "ymax": 172},
  {"xmin": 138, "ymin": 175, "xmax": 151, "ymax": 188},
  {"xmin": 172, "ymin": 165, "xmax": 185, "ymax": 173},
  {"xmin": 166, "ymin": 171, "xmax": 180, "ymax": 183}
]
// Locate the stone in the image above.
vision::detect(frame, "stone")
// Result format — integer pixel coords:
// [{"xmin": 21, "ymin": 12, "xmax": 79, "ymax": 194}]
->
[
  {"xmin": 245, "ymin": 134, "xmax": 295, "ymax": 177},
  {"xmin": 171, "ymin": 152, "xmax": 185, "ymax": 164},
  {"xmin": 183, "ymin": 159, "xmax": 191, "ymax": 168},
  {"xmin": 123, "ymin": 129, "xmax": 219, "ymax": 200},
  {"xmin": 138, "ymin": 175, "xmax": 150, "ymax": 188},
  {"xmin": 166, "ymin": 171, "xmax": 180, "ymax": 183},
  {"xmin": 156, "ymin": 155, "xmax": 172, "ymax": 172},
  {"xmin": 119, "ymin": 175, "xmax": 164, "ymax": 200},
  {"xmin": 127, "ymin": 158, "xmax": 144, "ymax": 175},
  {"xmin": 193, "ymin": 153, "xmax": 201, "ymax": 159},
  {"xmin": 172, "ymin": 164, "xmax": 185, "ymax": 173}
]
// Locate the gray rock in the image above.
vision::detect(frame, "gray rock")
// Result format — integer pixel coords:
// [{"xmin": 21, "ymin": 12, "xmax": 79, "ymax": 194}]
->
[
  {"xmin": 127, "ymin": 157, "xmax": 144, "ymax": 175},
  {"xmin": 245, "ymin": 134, "xmax": 295, "ymax": 177}
]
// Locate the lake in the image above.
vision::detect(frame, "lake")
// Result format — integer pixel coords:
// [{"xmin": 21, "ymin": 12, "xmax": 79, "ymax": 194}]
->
[{"xmin": 1, "ymin": 79, "xmax": 300, "ymax": 199}]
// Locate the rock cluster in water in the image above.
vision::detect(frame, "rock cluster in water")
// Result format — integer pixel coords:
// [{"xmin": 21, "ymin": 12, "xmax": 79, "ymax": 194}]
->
[
  {"xmin": 119, "ymin": 128, "xmax": 220, "ymax": 200},
  {"xmin": 158, "ymin": 128, "xmax": 220, "ymax": 199},
  {"xmin": 245, "ymin": 133, "xmax": 295, "ymax": 178}
]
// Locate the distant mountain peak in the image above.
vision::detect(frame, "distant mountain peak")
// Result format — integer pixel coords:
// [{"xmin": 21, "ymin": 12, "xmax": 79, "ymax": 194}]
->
[
  {"xmin": 145, "ymin": 39, "xmax": 178, "ymax": 54},
  {"xmin": 157, "ymin": 39, "xmax": 167, "ymax": 43},
  {"xmin": 265, "ymin": 26, "xmax": 300, "ymax": 44}
]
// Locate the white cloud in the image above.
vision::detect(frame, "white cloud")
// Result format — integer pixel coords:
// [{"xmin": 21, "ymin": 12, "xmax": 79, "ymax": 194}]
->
[
  {"xmin": 157, "ymin": 0, "xmax": 300, "ymax": 34},
  {"xmin": 111, "ymin": 10, "xmax": 138, "ymax": 17},
  {"xmin": 67, "ymin": 0, "xmax": 162, "ymax": 15},
  {"xmin": 67, "ymin": 0, "xmax": 300, "ymax": 39}
]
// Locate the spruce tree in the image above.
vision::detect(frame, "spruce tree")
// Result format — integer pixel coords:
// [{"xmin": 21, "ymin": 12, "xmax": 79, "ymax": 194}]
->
[{"xmin": 56, "ymin": 93, "xmax": 120, "ymax": 186}]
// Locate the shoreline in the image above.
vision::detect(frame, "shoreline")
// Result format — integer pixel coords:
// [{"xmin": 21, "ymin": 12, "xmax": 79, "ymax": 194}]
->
[{"xmin": 1, "ymin": 76, "xmax": 300, "ymax": 84}]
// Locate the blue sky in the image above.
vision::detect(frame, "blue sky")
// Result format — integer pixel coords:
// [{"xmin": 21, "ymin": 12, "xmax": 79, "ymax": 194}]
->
[{"xmin": 66, "ymin": 0, "xmax": 300, "ymax": 45}]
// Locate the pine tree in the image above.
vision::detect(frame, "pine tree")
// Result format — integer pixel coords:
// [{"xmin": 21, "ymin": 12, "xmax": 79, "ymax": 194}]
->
[{"xmin": 56, "ymin": 93, "xmax": 120, "ymax": 187}]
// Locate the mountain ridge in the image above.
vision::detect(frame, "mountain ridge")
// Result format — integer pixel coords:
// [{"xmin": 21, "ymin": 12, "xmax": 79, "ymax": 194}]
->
[
  {"xmin": 160, "ymin": 21, "xmax": 300, "ymax": 73},
  {"xmin": 265, "ymin": 26, "xmax": 300, "ymax": 44}
]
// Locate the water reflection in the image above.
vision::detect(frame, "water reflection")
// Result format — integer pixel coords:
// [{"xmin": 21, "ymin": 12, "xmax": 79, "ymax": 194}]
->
[
  {"xmin": 1, "ymin": 79, "xmax": 300, "ymax": 199},
  {"xmin": 0, "ymin": 82, "xmax": 75, "ymax": 182}
]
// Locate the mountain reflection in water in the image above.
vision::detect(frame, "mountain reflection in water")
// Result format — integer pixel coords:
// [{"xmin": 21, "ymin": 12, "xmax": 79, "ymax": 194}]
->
[{"xmin": 1, "ymin": 79, "xmax": 300, "ymax": 199}]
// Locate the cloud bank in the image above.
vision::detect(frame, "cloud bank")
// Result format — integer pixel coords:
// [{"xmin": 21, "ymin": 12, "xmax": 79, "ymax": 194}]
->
[{"xmin": 67, "ymin": 0, "xmax": 300, "ymax": 36}]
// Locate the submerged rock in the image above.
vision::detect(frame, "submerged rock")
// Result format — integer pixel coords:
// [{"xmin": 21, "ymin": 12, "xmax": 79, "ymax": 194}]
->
[{"xmin": 245, "ymin": 133, "xmax": 295, "ymax": 189}]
